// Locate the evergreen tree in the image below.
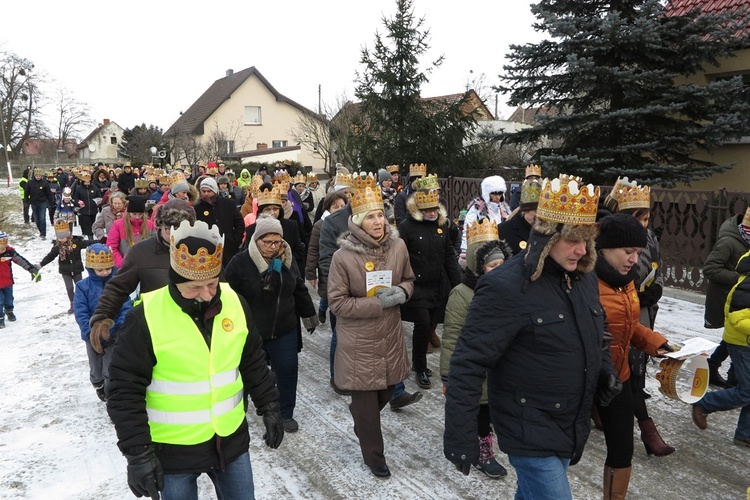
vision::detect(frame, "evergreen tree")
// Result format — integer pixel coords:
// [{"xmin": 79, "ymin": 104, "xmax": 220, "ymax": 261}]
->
[
  {"xmin": 498, "ymin": 0, "xmax": 750, "ymax": 187},
  {"xmin": 118, "ymin": 123, "xmax": 167, "ymax": 166},
  {"xmin": 354, "ymin": 0, "xmax": 478, "ymax": 175}
]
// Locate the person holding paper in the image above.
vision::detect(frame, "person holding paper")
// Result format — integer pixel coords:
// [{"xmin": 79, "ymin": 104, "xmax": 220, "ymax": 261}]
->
[
  {"xmin": 327, "ymin": 184, "xmax": 415, "ymax": 478},
  {"xmin": 594, "ymin": 213, "xmax": 674, "ymax": 498}
]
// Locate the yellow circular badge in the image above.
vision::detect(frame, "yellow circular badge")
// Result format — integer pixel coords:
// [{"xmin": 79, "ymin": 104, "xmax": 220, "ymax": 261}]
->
[
  {"xmin": 365, "ymin": 261, "xmax": 375, "ymax": 271},
  {"xmin": 222, "ymin": 318, "xmax": 234, "ymax": 332},
  {"xmin": 437, "ymin": 228, "xmax": 443, "ymax": 234},
  {"xmin": 71, "ymin": 244, "xmax": 77, "ymax": 249},
  {"xmin": 519, "ymin": 241, "xmax": 527, "ymax": 250},
  {"xmin": 203, "ymin": 210, "xmax": 210, "ymax": 216}
]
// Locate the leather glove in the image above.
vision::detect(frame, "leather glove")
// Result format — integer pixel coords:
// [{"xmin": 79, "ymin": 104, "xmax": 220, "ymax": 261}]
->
[
  {"xmin": 125, "ymin": 446, "xmax": 163, "ymax": 499},
  {"xmin": 597, "ymin": 373, "xmax": 623, "ymax": 407},
  {"xmin": 655, "ymin": 341, "xmax": 675, "ymax": 358},
  {"xmin": 377, "ymin": 286, "xmax": 407, "ymax": 309},
  {"xmin": 302, "ymin": 315, "xmax": 319, "ymax": 334},
  {"xmin": 638, "ymin": 283, "xmax": 662, "ymax": 308},
  {"xmin": 257, "ymin": 402, "xmax": 284, "ymax": 449},
  {"xmin": 90, "ymin": 318, "xmax": 114, "ymax": 354},
  {"xmin": 602, "ymin": 331, "xmax": 614, "ymax": 351}
]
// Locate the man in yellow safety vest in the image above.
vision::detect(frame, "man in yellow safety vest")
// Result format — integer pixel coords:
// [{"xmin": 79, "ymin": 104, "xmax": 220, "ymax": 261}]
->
[{"xmin": 107, "ymin": 219, "xmax": 284, "ymax": 500}]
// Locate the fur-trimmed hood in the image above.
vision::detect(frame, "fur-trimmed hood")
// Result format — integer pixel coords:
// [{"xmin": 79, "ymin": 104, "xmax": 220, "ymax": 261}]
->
[
  {"xmin": 473, "ymin": 239, "xmax": 513, "ymax": 277},
  {"xmin": 524, "ymin": 219, "xmax": 598, "ymax": 284},
  {"xmin": 405, "ymin": 194, "xmax": 448, "ymax": 225},
  {"xmin": 337, "ymin": 218, "xmax": 399, "ymax": 254},
  {"xmin": 248, "ymin": 238, "xmax": 293, "ymax": 273},
  {"xmin": 481, "ymin": 175, "xmax": 507, "ymax": 202},
  {"xmin": 93, "ymin": 168, "xmax": 110, "ymax": 182}
]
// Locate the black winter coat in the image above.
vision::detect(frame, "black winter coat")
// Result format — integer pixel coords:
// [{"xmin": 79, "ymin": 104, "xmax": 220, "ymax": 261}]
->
[
  {"xmin": 117, "ymin": 171, "xmax": 137, "ymax": 194},
  {"xmin": 90, "ymin": 234, "xmax": 171, "ymax": 325},
  {"xmin": 225, "ymin": 244, "xmax": 315, "ymax": 340},
  {"xmin": 497, "ymin": 213, "xmax": 533, "ymax": 256},
  {"xmin": 72, "ymin": 183, "xmax": 102, "ymax": 216},
  {"xmin": 444, "ymin": 242, "xmax": 615, "ymax": 466},
  {"xmin": 194, "ymin": 197, "xmax": 245, "ymax": 268},
  {"xmin": 25, "ymin": 177, "xmax": 55, "ymax": 205},
  {"xmin": 40, "ymin": 237, "xmax": 97, "ymax": 276},
  {"xmin": 106, "ymin": 284, "xmax": 279, "ymax": 473}
]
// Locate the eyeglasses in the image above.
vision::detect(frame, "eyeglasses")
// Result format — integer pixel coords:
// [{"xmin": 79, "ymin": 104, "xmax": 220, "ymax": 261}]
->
[{"xmin": 259, "ymin": 239, "xmax": 283, "ymax": 248}]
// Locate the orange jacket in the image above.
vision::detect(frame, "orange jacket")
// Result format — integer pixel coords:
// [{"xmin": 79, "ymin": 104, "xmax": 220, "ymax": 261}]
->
[{"xmin": 598, "ymin": 279, "xmax": 667, "ymax": 382}]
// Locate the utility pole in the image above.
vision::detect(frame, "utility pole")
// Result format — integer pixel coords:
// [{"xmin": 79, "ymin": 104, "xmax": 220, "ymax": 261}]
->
[{"xmin": 0, "ymin": 101, "xmax": 12, "ymax": 184}]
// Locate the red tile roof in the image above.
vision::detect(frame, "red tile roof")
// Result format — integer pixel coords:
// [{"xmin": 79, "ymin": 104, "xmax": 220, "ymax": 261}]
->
[{"xmin": 665, "ymin": 0, "xmax": 749, "ymax": 18}]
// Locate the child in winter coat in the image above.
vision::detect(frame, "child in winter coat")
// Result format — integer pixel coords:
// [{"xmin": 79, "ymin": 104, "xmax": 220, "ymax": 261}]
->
[
  {"xmin": 55, "ymin": 187, "xmax": 77, "ymax": 233},
  {"xmin": 106, "ymin": 195, "xmax": 154, "ymax": 268},
  {"xmin": 38, "ymin": 220, "xmax": 97, "ymax": 314},
  {"xmin": 0, "ymin": 232, "xmax": 40, "ymax": 328},
  {"xmin": 73, "ymin": 244, "xmax": 131, "ymax": 401}
]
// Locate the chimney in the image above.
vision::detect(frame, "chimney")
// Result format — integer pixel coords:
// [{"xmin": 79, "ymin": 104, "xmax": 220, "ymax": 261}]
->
[
  {"xmin": 256, "ymin": 143, "xmax": 267, "ymax": 150},
  {"xmin": 103, "ymin": 118, "xmax": 110, "ymax": 125},
  {"xmin": 226, "ymin": 69, "xmax": 234, "ymax": 77}
]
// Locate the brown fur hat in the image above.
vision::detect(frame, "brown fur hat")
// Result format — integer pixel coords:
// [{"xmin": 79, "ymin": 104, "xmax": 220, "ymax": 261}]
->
[{"xmin": 526, "ymin": 219, "xmax": 598, "ymax": 282}]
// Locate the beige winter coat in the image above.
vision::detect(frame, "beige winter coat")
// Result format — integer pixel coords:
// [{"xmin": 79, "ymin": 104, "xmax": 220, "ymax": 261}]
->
[{"xmin": 328, "ymin": 219, "xmax": 415, "ymax": 391}]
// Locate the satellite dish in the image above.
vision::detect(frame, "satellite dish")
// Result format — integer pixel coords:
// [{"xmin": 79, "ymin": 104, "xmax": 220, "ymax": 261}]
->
[{"xmin": 88, "ymin": 144, "xmax": 96, "ymax": 152}]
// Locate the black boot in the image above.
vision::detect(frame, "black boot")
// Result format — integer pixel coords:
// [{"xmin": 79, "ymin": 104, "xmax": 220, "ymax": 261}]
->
[
  {"xmin": 0, "ymin": 314, "xmax": 5, "ymax": 329},
  {"xmin": 727, "ymin": 368, "xmax": 737, "ymax": 388},
  {"xmin": 708, "ymin": 361, "xmax": 728, "ymax": 388},
  {"xmin": 5, "ymin": 308, "xmax": 15, "ymax": 322},
  {"xmin": 67, "ymin": 302, "xmax": 74, "ymax": 314}
]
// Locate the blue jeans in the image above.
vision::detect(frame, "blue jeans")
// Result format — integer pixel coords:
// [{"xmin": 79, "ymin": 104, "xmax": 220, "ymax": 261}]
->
[
  {"xmin": 162, "ymin": 451, "xmax": 254, "ymax": 500},
  {"xmin": 508, "ymin": 455, "xmax": 572, "ymax": 500},
  {"xmin": 263, "ymin": 330, "xmax": 298, "ymax": 419},
  {"xmin": 31, "ymin": 202, "xmax": 49, "ymax": 237},
  {"xmin": 391, "ymin": 382, "xmax": 407, "ymax": 400},
  {"xmin": 1, "ymin": 286, "xmax": 13, "ymax": 310},
  {"xmin": 329, "ymin": 311, "xmax": 337, "ymax": 378},
  {"xmin": 698, "ymin": 343, "xmax": 750, "ymax": 440}
]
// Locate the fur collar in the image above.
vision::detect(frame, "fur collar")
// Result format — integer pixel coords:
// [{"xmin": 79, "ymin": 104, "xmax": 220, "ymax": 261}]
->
[
  {"xmin": 405, "ymin": 194, "xmax": 448, "ymax": 225},
  {"xmin": 248, "ymin": 238, "xmax": 293, "ymax": 272},
  {"xmin": 524, "ymin": 219, "xmax": 598, "ymax": 283},
  {"xmin": 337, "ymin": 219, "xmax": 399, "ymax": 254}
]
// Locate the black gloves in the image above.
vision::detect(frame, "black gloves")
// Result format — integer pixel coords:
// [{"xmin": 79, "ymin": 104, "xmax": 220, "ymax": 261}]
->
[
  {"xmin": 125, "ymin": 446, "xmax": 163, "ymax": 499},
  {"xmin": 257, "ymin": 402, "xmax": 284, "ymax": 449},
  {"xmin": 597, "ymin": 373, "xmax": 623, "ymax": 407},
  {"xmin": 638, "ymin": 283, "xmax": 663, "ymax": 308}
]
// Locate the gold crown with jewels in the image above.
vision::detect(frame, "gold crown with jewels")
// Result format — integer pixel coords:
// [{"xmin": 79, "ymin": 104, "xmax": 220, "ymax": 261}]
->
[
  {"xmin": 525, "ymin": 164, "xmax": 542, "ymax": 178},
  {"xmin": 352, "ymin": 172, "xmax": 377, "ymax": 190},
  {"xmin": 293, "ymin": 172, "xmax": 306, "ymax": 185},
  {"xmin": 415, "ymin": 189, "xmax": 440, "ymax": 210},
  {"xmin": 78, "ymin": 171, "xmax": 92, "ymax": 182},
  {"xmin": 351, "ymin": 186, "xmax": 384, "ymax": 216},
  {"xmin": 134, "ymin": 178, "xmax": 148, "ymax": 189},
  {"xmin": 610, "ymin": 176, "xmax": 650, "ymax": 210},
  {"xmin": 273, "ymin": 170, "xmax": 291, "ymax": 184},
  {"xmin": 307, "ymin": 172, "xmax": 318, "ymax": 184},
  {"xmin": 86, "ymin": 246, "xmax": 115, "ymax": 269},
  {"xmin": 466, "ymin": 219, "xmax": 499, "ymax": 246},
  {"xmin": 409, "ymin": 163, "xmax": 427, "ymax": 178},
  {"xmin": 415, "ymin": 174, "xmax": 439, "ymax": 191},
  {"xmin": 170, "ymin": 171, "xmax": 186, "ymax": 188},
  {"xmin": 257, "ymin": 186, "xmax": 283, "ymax": 207},
  {"xmin": 537, "ymin": 175, "xmax": 600, "ymax": 225},
  {"xmin": 170, "ymin": 220, "xmax": 224, "ymax": 281},
  {"xmin": 335, "ymin": 172, "xmax": 353, "ymax": 188},
  {"xmin": 520, "ymin": 179, "xmax": 542, "ymax": 208},
  {"xmin": 386, "ymin": 164, "xmax": 400, "ymax": 174},
  {"xmin": 54, "ymin": 219, "xmax": 71, "ymax": 238}
]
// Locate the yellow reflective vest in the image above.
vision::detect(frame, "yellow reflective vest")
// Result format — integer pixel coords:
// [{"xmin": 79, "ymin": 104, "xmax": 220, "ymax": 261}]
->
[{"xmin": 143, "ymin": 283, "xmax": 248, "ymax": 445}]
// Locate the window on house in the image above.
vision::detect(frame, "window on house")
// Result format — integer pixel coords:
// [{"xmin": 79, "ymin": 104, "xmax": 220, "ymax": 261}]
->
[
  {"xmin": 245, "ymin": 106, "xmax": 262, "ymax": 125},
  {"xmin": 218, "ymin": 140, "xmax": 235, "ymax": 155},
  {"xmin": 110, "ymin": 136, "xmax": 117, "ymax": 144},
  {"xmin": 272, "ymin": 140, "xmax": 288, "ymax": 148}
]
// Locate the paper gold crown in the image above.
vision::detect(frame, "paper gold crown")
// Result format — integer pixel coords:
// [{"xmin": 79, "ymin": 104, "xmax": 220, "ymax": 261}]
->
[
  {"xmin": 415, "ymin": 174, "xmax": 439, "ymax": 191},
  {"xmin": 170, "ymin": 171, "xmax": 186, "ymax": 188},
  {"xmin": 307, "ymin": 172, "xmax": 318, "ymax": 184},
  {"xmin": 134, "ymin": 178, "xmax": 148, "ymax": 189},
  {"xmin": 293, "ymin": 172, "xmax": 306, "ymax": 185},
  {"xmin": 274, "ymin": 170, "xmax": 291, "ymax": 183},
  {"xmin": 352, "ymin": 172, "xmax": 377, "ymax": 190},
  {"xmin": 335, "ymin": 172, "xmax": 353, "ymax": 188},
  {"xmin": 351, "ymin": 187, "xmax": 384, "ymax": 216},
  {"xmin": 250, "ymin": 175, "xmax": 265, "ymax": 196},
  {"xmin": 54, "ymin": 219, "xmax": 71, "ymax": 238},
  {"xmin": 386, "ymin": 164, "xmax": 400, "ymax": 174},
  {"xmin": 159, "ymin": 175, "xmax": 170, "ymax": 185},
  {"xmin": 409, "ymin": 163, "xmax": 427, "ymax": 178},
  {"xmin": 78, "ymin": 172, "xmax": 92, "ymax": 182},
  {"xmin": 86, "ymin": 247, "xmax": 115, "ymax": 269},
  {"xmin": 520, "ymin": 179, "xmax": 542, "ymax": 208},
  {"xmin": 277, "ymin": 180, "xmax": 290, "ymax": 194},
  {"xmin": 466, "ymin": 219, "xmax": 499, "ymax": 246},
  {"xmin": 257, "ymin": 186, "xmax": 283, "ymax": 206},
  {"xmin": 170, "ymin": 220, "xmax": 224, "ymax": 281},
  {"xmin": 415, "ymin": 189, "xmax": 440, "ymax": 210},
  {"xmin": 525, "ymin": 164, "xmax": 542, "ymax": 178},
  {"xmin": 33, "ymin": 167, "xmax": 43, "ymax": 175},
  {"xmin": 206, "ymin": 166, "xmax": 219, "ymax": 176},
  {"xmin": 115, "ymin": 167, "xmax": 122, "ymax": 175},
  {"xmin": 536, "ymin": 175, "xmax": 600, "ymax": 226},
  {"xmin": 611, "ymin": 176, "xmax": 650, "ymax": 210}
]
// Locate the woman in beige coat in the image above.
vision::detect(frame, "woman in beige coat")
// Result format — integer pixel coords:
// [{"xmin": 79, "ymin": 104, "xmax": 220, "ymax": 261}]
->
[{"xmin": 328, "ymin": 184, "xmax": 415, "ymax": 478}]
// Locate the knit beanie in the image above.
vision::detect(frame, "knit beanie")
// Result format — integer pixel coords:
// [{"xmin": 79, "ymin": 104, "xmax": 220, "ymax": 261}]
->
[
  {"xmin": 597, "ymin": 213, "xmax": 647, "ymax": 249},
  {"xmin": 378, "ymin": 169, "xmax": 393, "ymax": 184},
  {"xmin": 252, "ymin": 216, "xmax": 283, "ymax": 242},
  {"xmin": 217, "ymin": 175, "xmax": 230, "ymax": 186},
  {"xmin": 201, "ymin": 177, "xmax": 219, "ymax": 194},
  {"xmin": 352, "ymin": 212, "xmax": 367, "ymax": 227},
  {"xmin": 126, "ymin": 195, "xmax": 147, "ymax": 213}
]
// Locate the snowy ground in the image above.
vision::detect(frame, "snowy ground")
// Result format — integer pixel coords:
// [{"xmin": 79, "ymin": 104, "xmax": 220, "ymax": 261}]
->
[{"xmin": 0, "ymin": 184, "xmax": 748, "ymax": 499}]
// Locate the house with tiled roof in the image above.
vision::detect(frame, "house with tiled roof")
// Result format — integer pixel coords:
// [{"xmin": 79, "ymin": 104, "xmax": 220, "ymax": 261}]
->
[
  {"xmin": 666, "ymin": 0, "xmax": 750, "ymax": 190},
  {"xmin": 76, "ymin": 118, "xmax": 125, "ymax": 164},
  {"xmin": 165, "ymin": 66, "xmax": 324, "ymax": 171}
]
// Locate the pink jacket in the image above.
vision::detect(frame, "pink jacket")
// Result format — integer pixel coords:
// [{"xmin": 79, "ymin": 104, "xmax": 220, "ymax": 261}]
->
[{"xmin": 106, "ymin": 215, "xmax": 155, "ymax": 268}]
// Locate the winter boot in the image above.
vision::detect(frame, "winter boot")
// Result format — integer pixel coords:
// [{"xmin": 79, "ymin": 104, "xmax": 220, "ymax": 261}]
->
[
  {"xmin": 638, "ymin": 418, "xmax": 675, "ymax": 456},
  {"xmin": 429, "ymin": 325, "xmax": 441, "ymax": 348},
  {"xmin": 5, "ymin": 308, "xmax": 15, "ymax": 322},
  {"xmin": 603, "ymin": 465, "xmax": 632, "ymax": 500},
  {"xmin": 94, "ymin": 384, "xmax": 106, "ymax": 402},
  {"xmin": 708, "ymin": 361, "xmax": 728, "ymax": 388},
  {"xmin": 67, "ymin": 302, "xmax": 74, "ymax": 314},
  {"xmin": 0, "ymin": 314, "xmax": 5, "ymax": 329},
  {"xmin": 473, "ymin": 432, "xmax": 507, "ymax": 478}
]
